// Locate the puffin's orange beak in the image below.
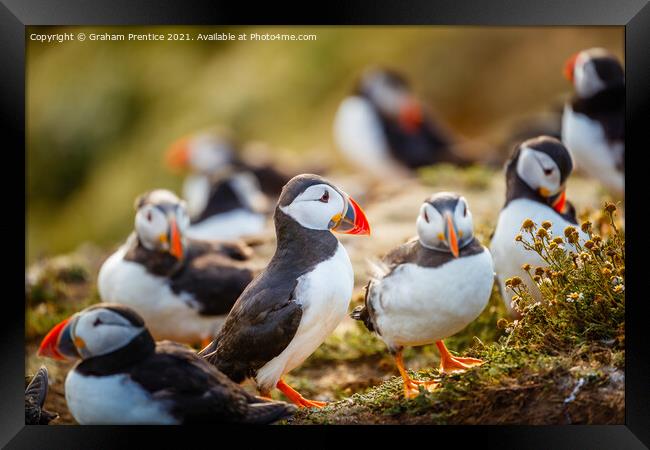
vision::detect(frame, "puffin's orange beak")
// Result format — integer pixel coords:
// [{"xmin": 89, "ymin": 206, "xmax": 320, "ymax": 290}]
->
[
  {"xmin": 38, "ymin": 318, "xmax": 70, "ymax": 361},
  {"xmin": 552, "ymin": 189, "xmax": 567, "ymax": 214},
  {"xmin": 169, "ymin": 218, "xmax": 184, "ymax": 260},
  {"xmin": 445, "ymin": 214, "xmax": 460, "ymax": 258},
  {"xmin": 563, "ymin": 52, "xmax": 579, "ymax": 82},
  {"xmin": 331, "ymin": 195, "xmax": 371, "ymax": 236},
  {"xmin": 399, "ymin": 97, "xmax": 423, "ymax": 133},
  {"xmin": 165, "ymin": 138, "xmax": 190, "ymax": 172}
]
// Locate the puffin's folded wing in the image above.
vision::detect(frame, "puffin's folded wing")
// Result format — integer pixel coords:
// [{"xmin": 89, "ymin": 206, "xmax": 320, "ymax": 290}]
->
[
  {"xmin": 170, "ymin": 253, "xmax": 254, "ymax": 316},
  {"xmin": 130, "ymin": 342, "xmax": 252, "ymax": 423},
  {"xmin": 204, "ymin": 282, "xmax": 303, "ymax": 384}
]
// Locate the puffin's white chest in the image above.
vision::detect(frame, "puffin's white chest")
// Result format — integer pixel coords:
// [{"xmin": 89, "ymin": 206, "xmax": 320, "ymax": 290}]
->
[
  {"xmin": 65, "ymin": 370, "xmax": 177, "ymax": 425},
  {"xmin": 98, "ymin": 246, "xmax": 222, "ymax": 343},
  {"xmin": 370, "ymin": 249, "xmax": 494, "ymax": 348},
  {"xmin": 562, "ymin": 104, "xmax": 624, "ymax": 194},
  {"xmin": 255, "ymin": 243, "xmax": 354, "ymax": 390},
  {"xmin": 185, "ymin": 209, "xmax": 266, "ymax": 241},
  {"xmin": 490, "ymin": 199, "xmax": 587, "ymax": 313}
]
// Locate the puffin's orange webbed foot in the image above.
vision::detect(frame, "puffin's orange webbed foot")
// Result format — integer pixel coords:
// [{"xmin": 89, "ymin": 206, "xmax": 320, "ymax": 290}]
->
[
  {"xmin": 393, "ymin": 349, "xmax": 435, "ymax": 398},
  {"xmin": 276, "ymin": 379, "xmax": 327, "ymax": 409},
  {"xmin": 436, "ymin": 340, "xmax": 484, "ymax": 374}
]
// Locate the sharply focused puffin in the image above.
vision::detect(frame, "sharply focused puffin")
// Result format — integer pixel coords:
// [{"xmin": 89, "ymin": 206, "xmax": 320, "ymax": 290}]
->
[
  {"xmin": 200, "ymin": 174, "xmax": 371, "ymax": 408},
  {"xmin": 561, "ymin": 48, "xmax": 624, "ymax": 196},
  {"xmin": 490, "ymin": 136, "xmax": 587, "ymax": 315},
  {"xmin": 38, "ymin": 304, "xmax": 296, "ymax": 424},
  {"xmin": 333, "ymin": 67, "xmax": 471, "ymax": 178},
  {"xmin": 25, "ymin": 366, "xmax": 58, "ymax": 425},
  {"xmin": 165, "ymin": 132, "xmax": 291, "ymax": 240},
  {"xmin": 352, "ymin": 193, "xmax": 493, "ymax": 398},
  {"xmin": 98, "ymin": 189, "xmax": 255, "ymax": 345}
]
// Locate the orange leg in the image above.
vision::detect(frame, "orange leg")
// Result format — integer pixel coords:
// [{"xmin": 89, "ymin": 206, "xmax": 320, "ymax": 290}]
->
[
  {"xmin": 394, "ymin": 349, "xmax": 437, "ymax": 398},
  {"xmin": 276, "ymin": 379, "xmax": 327, "ymax": 409},
  {"xmin": 436, "ymin": 340, "xmax": 483, "ymax": 374}
]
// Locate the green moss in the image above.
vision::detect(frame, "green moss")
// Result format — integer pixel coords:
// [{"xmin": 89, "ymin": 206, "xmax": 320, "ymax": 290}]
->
[{"xmin": 292, "ymin": 203, "xmax": 625, "ymax": 425}]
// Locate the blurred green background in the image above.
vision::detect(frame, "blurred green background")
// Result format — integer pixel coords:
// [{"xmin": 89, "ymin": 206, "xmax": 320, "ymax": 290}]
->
[{"xmin": 26, "ymin": 26, "xmax": 623, "ymax": 263}]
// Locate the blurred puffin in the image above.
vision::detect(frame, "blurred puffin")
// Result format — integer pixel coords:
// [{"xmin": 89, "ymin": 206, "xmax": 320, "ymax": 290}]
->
[
  {"xmin": 200, "ymin": 174, "xmax": 370, "ymax": 408},
  {"xmin": 562, "ymin": 48, "xmax": 624, "ymax": 196},
  {"xmin": 25, "ymin": 366, "xmax": 58, "ymax": 425},
  {"xmin": 333, "ymin": 67, "xmax": 471, "ymax": 178},
  {"xmin": 490, "ymin": 136, "xmax": 587, "ymax": 315},
  {"xmin": 352, "ymin": 193, "xmax": 493, "ymax": 398},
  {"xmin": 166, "ymin": 132, "xmax": 291, "ymax": 240},
  {"xmin": 98, "ymin": 189, "xmax": 255, "ymax": 346},
  {"xmin": 38, "ymin": 304, "xmax": 295, "ymax": 424}
]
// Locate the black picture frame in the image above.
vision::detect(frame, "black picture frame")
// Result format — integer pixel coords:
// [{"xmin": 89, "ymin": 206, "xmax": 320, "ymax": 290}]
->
[{"xmin": 3, "ymin": 0, "xmax": 649, "ymax": 447}]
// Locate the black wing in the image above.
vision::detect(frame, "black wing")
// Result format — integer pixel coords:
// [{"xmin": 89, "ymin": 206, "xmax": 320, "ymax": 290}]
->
[
  {"xmin": 186, "ymin": 237, "xmax": 253, "ymax": 261},
  {"xmin": 131, "ymin": 342, "xmax": 293, "ymax": 424},
  {"xmin": 169, "ymin": 247, "xmax": 255, "ymax": 316},
  {"xmin": 200, "ymin": 272, "xmax": 303, "ymax": 384}
]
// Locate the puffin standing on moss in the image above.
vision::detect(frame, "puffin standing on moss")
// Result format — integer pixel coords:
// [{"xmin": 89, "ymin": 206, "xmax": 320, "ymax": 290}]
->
[
  {"xmin": 200, "ymin": 174, "xmax": 371, "ymax": 408},
  {"xmin": 490, "ymin": 136, "xmax": 587, "ymax": 315},
  {"xmin": 561, "ymin": 48, "xmax": 624, "ymax": 196},
  {"xmin": 333, "ymin": 67, "xmax": 470, "ymax": 178},
  {"xmin": 98, "ymin": 189, "xmax": 255, "ymax": 346},
  {"xmin": 38, "ymin": 304, "xmax": 296, "ymax": 424},
  {"xmin": 351, "ymin": 193, "xmax": 493, "ymax": 398},
  {"xmin": 165, "ymin": 132, "xmax": 291, "ymax": 240}
]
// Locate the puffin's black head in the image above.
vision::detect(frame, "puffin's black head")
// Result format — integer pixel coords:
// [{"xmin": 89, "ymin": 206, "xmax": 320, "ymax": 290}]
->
[
  {"xmin": 564, "ymin": 48, "xmax": 624, "ymax": 98},
  {"xmin": 416, "ymin": 192, "xmax": 474, "ymax": 257},
  {"xmin": 507, "ymin": 136, "xmax": 573, "ymax": 213},
  {"xmin": 277, "ymin": 174, "xmax": 370, "ymax": 235},
  {"xmin": 133, "ymin": 189, "xmax": 190, "ymax": 260},
  {"xmin": 38, "ymin": 303, "xmax": 150, "ymax": 362},
  {"xmin": 165, "ymin": 131, "xmax": 236, "ymax": 176},
  {"xmin": 354, "ymin": 67, "xmax": 423, "ymax": 132}
]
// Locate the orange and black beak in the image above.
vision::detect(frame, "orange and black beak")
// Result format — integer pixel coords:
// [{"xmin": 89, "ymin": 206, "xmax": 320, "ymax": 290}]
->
[
  {"xmin": 330, "ymin": 195, "xmax": 371, "ymax": 236},
  {"xmin": 165, "ymin": 137, "xmax": 190, "ymax": 173},
  {"xmin": 445, "ymin": 214, "xmax": 460, "ymax": 258},
  {"xmin": 563, "ymin": 52, "xmax": 579, "ymax": 82},
  {"xmin": 38, "ymin": 316, "xmax": 80, "ymax": 361},
  {"xmin": 398, "ymin": 97, "xmax": 423, "ymax": 133},
  {"xmin": 168, "ymin": 217, "xmax": 184, "ymax": 260}
]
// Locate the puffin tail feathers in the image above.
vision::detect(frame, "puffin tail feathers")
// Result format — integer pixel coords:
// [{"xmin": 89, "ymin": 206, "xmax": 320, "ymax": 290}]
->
[
  {"xmin": 244, "ymin": 400, "xmax": 297, "ymax": 424},
  {"xmin": 350, "ymin": 304, "xmax": 376, "ymax": 333}
]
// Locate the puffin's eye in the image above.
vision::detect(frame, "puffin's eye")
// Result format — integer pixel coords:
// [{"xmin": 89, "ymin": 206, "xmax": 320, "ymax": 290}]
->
[
  {"xmin": 463, "ymin": 205, "xmax": 467, "ymax": 217},
  {"xmin": 423, "ymin": 210, "xmax": 429, "ymax": 223},
  {"xmin": 543, "ymin": 168, "xmax": 553, "ymax": 176},
  {"xmin": 319, "ymin": 191, "xmax": 329, "ymax": 203},
  {"xmin": 146, "ymin": 211, "xmax": 153, "ymax": 222},
  {"xmin": 93, "ymin": 318, "xmax": 103, "ymax": 327}
]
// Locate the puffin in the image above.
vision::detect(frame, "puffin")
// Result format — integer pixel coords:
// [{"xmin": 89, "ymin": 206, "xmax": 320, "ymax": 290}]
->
[
  {"xmin": 351, "ymin": 193, "xmax": 494, "ymax": 398},
  {"xmin": 333, "ymin": 67, "xmax": 471, "ymax": 178},
  {"xmin": 98, "ymin": 189, "xmax": 255, "ymax": 346},
  {"xmin": 165, "ymin": 132, "xmax": 291, "ymax": 240},
  {"xmin": 37, "ymin": 303, "xmax": 296, "ymax": 424},
  {"xmin": 561, "ymin": 48, "xmax": 624, "ymax": 196},
  {"xmin": 490, "ymin": 136, "xmax": 587, "ymax": 315},
  {"xmin": 200, "ymin": 174, "xmax": 371, "ymax": 408},
  {"xmin": 25, "ymin": 366, "xmax": 58, "ymax": 425}
]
